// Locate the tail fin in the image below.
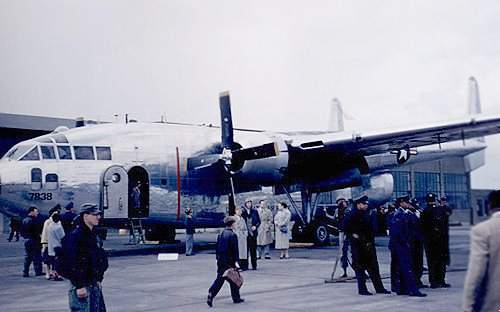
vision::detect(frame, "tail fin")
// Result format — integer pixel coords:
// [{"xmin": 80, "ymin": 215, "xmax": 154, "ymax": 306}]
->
[
  {"xmin": 468, "ymin": 76, "xmax": 482, "ymax": 115},
  {"xmin": 468, "ymin": 76, "xmax": 485, "ymax": 143},
  {"xmin": 327, "ymin": 98, "xmax": 344, "ymax": 132}
]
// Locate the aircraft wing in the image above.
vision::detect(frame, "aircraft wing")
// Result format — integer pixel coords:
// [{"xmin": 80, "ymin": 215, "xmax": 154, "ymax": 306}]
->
[{"xmin": 292, "ymin": 114, "xmax": 500, "ymax": 155}]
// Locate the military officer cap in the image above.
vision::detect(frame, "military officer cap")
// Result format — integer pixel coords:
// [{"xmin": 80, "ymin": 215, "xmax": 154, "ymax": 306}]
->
[
  {"xmin": 353, "ymin": 194, "xmax": 369, "ymax": 205},
  {"xmin": 440, "ymin": 196, "xmax": 447, "ymax": 201},
  {"xmin": 396, "ymin": 195, "xmax": 410, "ymax": 204},
  {"xmin": 336, "ymin": 197, "xmax": 347, "ymax": 204},
  {"xmin": 410, "ymin": 198, "xmax": 419, "ymax": 206},
  {"xmin": 80, "ymin": 203, "xmax": 101, "ymax": 215},
  {"xmin": 426, "ymin": 193, "xmax": 437, "ymax": 202}
]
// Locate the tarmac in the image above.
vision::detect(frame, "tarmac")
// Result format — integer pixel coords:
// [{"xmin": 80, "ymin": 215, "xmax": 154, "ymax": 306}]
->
[{"xmin": 0, "ymin": 227, "xmax": 472, "ymax": 312}]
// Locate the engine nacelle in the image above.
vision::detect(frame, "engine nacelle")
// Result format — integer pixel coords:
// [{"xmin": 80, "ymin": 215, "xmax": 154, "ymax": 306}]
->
[{"xmin": 351, "ymin": 172, "xmax": 394, "ymax": 206}]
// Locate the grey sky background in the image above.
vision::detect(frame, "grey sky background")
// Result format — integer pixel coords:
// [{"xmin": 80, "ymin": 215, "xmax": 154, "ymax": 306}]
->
[{"xmin": 1, "ymin": 1, "xmax": 500, "ymax": 188}]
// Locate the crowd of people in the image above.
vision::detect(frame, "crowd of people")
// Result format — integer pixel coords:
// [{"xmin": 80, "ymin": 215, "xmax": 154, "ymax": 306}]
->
[{"xmin": 11, "ymin": 190, "xmax": 500, "ymax": 311}]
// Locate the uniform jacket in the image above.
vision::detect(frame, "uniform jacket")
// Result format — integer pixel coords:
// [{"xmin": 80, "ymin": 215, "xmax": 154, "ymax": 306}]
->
[
  {"xmin": 21, "ymin": 216, "xmax": 42, "ymax": 244},
  {"xmin": 463, "ymin": 212, "xmax": 500, "ymax": 312},
  {"xmin": 388, "ymin": 207, "xmax": 411, "ymax": 250},
  {"xmin": 215, "ymin": 228, "xmax": 239, "ymax": 272},
  {"xmin": 241, "ymin": 207, "xmax": 261, "ymax": 238},
  {"xmin": 257, "ymin": 207, "xmax": 273, "ymax": 246},
  {"xmin": 64, "ymin": 222, "xmax": 108, "ymax": 289},
  {"xmin": 61, "ymin": 211, "xmax": 77, "ymax": 234}
]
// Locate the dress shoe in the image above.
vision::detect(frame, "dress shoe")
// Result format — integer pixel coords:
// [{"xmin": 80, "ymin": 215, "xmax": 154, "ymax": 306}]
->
[
  {"xmin": 440, "ymin": 283, "xmax": 451, "ymax": 288},
  {"xmin": 265, "ymin": 256, "xmax": 271, "ymax": 259},
  {"xmin": 206, "ymin": 294, "xmax": 213, "ymax": 307},
  {"xmin": 257, "ymin": 256, "xmax": 261, "ymax": 260},
  {"xmin": 22, "ymin": 273, "xmax": 29, "ymax": 278},
  {"xmin": 409, "ymin": 291, "xmax": 427, "ymax": 297},
  {"xmin": 376, "ymin": 289, "xmax": 391, "ymax": 294},
  {"xmin": 358, "ymin": 291, "xmax": 373, "ymax": 296},
  {"xmin": 233, "ymin": 298, "xmax": 245, "ymax": 304}
]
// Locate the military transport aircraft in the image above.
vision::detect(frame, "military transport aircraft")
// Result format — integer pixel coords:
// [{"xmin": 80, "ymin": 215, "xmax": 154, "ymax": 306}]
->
[{"xmin": 0, "ymin": 77, "xmax": 498, "ymax": 243}]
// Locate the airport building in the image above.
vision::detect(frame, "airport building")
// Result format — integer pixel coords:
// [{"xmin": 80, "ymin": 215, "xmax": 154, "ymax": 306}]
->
[{"xmin": 0, "ymin": 113, "xmax": 492, "ymax": 231}]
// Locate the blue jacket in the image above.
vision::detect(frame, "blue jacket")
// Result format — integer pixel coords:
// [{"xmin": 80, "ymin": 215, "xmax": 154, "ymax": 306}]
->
[
  {"xmin": 241, "ymin": 207, "xmax": 261, "ymax": 238},
  {"xmin": 215, "ymin": 228, "xmax": 239, "ymax": 272},
  {"xmin": 388, "ymin": 207, "xmax": 411, "ymax": 249},
  {"xmin": 63, "ymin": 222, "xmax": 108, "ymax": 288}
]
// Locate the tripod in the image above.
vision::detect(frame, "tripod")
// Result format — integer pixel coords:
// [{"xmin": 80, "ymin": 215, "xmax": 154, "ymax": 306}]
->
[{"xmin": 325, "ymin": 231, "xmax": 352, "ymax": 283}]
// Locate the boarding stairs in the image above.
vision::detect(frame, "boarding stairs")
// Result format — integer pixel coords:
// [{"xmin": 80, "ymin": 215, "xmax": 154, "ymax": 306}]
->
[{"xmin": 128, "ymin": 218, "xmax": 145, "ymax": 244}]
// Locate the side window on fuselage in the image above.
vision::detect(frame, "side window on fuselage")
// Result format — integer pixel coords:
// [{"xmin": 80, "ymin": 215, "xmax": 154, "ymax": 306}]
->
[
  {"xmin": 96, "ymin": 147, "xmax": 112, "ymax": 160},
  {"xmin": 21, "ymin": 146, "xmax": 40, "ymax": 161},
  {"xmin": 74, "ymin": 146, "xmax": 95, "ymax": 160},
  {"xmin": 40, "ymin": 145, "xmax": 56, "ymax": 160},
  {"xmin": 31, "ymin": 168, "xmax": 42, "ymax": 191},
  {"xmin": 57, "ymin": 146, "xmax": 72, "ymax": 160},
  {"xmin": 45, "ymin": 173, "xmax": 59, "ymax": 190}
]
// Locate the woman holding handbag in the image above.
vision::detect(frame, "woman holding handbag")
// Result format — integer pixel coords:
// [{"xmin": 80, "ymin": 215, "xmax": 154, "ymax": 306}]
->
[{"xmin": 274, "ymin": 202, "xmax": 291, "ymax": 259}]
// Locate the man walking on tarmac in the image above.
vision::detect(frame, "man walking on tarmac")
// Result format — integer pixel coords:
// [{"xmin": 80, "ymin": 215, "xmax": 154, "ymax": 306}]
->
[
  {"xmin": 343, "ymin": 195, "xmax": 390, "ymax": 296},
  {"xmin": 21, "ymin": 206, "xmax": 43, "ymax": 277},
  {"xmin": 65, "ymin": 203, "xmax": 108, "ymax": 312}
]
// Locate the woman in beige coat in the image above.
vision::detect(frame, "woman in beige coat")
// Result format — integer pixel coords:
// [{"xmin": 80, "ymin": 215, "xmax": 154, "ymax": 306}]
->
[
  {"xmin": 234, "ymin": 207, "xmax": 248, "ymax": 269},
  {"xmin": 274, "ymin": 202, "xmax": 291, "ymax": 259},
  {"xmin": 257, "ymin": 200, "xmax": 273, "ymax": 259}
]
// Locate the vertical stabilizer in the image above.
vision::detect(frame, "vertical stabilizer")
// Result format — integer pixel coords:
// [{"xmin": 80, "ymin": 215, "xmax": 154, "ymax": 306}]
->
[
  {"xmin": 468, "ymin": 77, "xmax": 485, "ymax": 143},
  {"xmin": 328, "ymin": 98, "xmax": 344, "ymax": 132},
  {"xmin": 468, "ymin": 76, "xmax": 482, "ymax": 115}
]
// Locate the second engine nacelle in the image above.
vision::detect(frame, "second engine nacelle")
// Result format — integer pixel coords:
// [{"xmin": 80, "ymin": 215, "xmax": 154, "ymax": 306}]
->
[{"xmin": 351, "ymin": 172, "xmax": 394, "ymax": 206}]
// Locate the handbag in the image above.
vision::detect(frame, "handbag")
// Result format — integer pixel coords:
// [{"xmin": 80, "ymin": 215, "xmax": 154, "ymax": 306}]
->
[
  {"xmin": 279, "ymin": 224, "xmax": 288, "ymax": 233},
  {"xmin": 223, "ymin": 268, "xmax": 244, "ymax": 288}
]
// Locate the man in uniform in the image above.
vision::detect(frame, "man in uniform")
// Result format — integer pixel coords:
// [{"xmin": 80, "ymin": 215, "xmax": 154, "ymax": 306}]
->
[
  {"xmin": 408, "ymin": 198, "xmax": 427, "ymax": 288},
  {"xmin": 388, "ymin": 195, "xmax": 426, "ymax": 297},
  {"xmin": 241, "ymin": 199, "xmax": 260, "ymax": 270},
  {"xmin": 334, "ymin": 197, "xmax": 350, "ymax": 278},
  {"xmin": 421, "ymin": 193, "xmax": 451, "ymax": 288},
  {"xmin": 343, "ymin": 195, "xmax": 390, "ymax": 296},
  {"xmin": 61, "ymin": 202, "xmax": 77, "ymax": 234},
  {"xmin": 21, "ymin": 206, "xmax": 43, "ymax": 277}
]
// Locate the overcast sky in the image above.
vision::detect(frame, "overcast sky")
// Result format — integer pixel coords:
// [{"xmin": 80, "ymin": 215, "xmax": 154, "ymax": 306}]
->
[{"xmin": 1, "ymin": 0, "xmax": 500, "ymax": 188}]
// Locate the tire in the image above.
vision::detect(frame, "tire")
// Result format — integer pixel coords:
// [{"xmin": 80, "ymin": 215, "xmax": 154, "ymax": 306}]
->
[{"xmin": 313, "ymin": 223, "xmax": 330, "ymax": 245}]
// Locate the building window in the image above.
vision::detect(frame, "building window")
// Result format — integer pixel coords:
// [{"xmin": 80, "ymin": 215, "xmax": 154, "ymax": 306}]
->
[
  {"xmin": 20, "ymin": 146, "xmax": 40, "ymax": 161},
  {"xmin": 40, "ymin": 146, "xmax": 56, "ymax": 160},
  {"xmin": 96, "ymin": 147, "xmax": 112, "ymax": 160},
  {"xmin": 444, "ymin": 173, "xmax": 469, "ymax": 210},
  {"xmin": 414, "ymin": 172, "xmax": 440, "ymax": 203},
  {"xmin": 391, "ymin": 171, "xmax": 411, "ymax": 200},
  {"xmin": 74, "ymin": 146, "xmax": 95, "ymax": 160},
  {"xmin": 57, "ymin": 146, "xmax": 72, "ymax": 160}
]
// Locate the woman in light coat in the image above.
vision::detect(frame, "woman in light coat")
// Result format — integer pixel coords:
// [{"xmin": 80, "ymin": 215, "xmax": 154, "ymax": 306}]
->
[
  {"xmin": 234, "ymin": 207, "xmax": 248, "ymax": 269},
  {"xmin": 257, "ymin": 200, "xmax": 273, "ymax": 259},
  {"xmin": 274, "ymin": 202, "xmax": 292, "ymax": 259}
]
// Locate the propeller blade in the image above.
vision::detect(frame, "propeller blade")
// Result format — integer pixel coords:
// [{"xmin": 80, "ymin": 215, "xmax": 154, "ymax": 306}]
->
[
  {"xmin": 233, "ymin": 142, "xmax": 279, "ymax": 162},
  {"xmin": 186, "ymin": 154, "xmax": 221, "ymax": 171},
  {"xmin": 227, "ymin": 174, "xmax": 236, "ymax": 216},
  {"xmin": 219, "ymin": 91, "xmax": 234, "ymax": 150}
]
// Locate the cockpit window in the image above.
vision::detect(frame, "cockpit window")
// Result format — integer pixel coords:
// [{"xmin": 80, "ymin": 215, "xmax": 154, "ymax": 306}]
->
[
  {"xmin": 74, "ymin": 146, "xmax": 95, "ymax": 160},
  {"xmin": 4, "ymin": 145, "xmax": 31, "ymax": 160},
  {"xmin": 40, "ymin": 146, "xmax": 56, "ymax": 160},
  {"xmin": 20, "ymin": 146, "xmax": 40, "ymax": 161},
  {"xmin": 57, "ymin": 146, "xmax": 72, "ymax": 160},
  {"xmin": 96, "ymin": 147, "xmax": 112, "ymax": 160}
]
